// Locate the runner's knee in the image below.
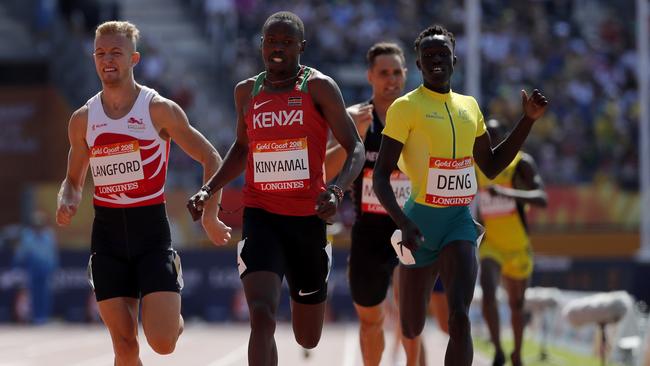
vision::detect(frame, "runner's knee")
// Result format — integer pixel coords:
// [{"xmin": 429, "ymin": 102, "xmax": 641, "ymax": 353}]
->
[
  {"xmin": 401, "ymin": 315, "xmax": 425, "ymax": 339},
  {"xmin": 112, "ymin": 334, "xmax": 139, "ymax": 359},
  {"xmin": 448, "ymin": 309, "xmax": 470, "ymax": 339},
  {"xmin": 147, "ymin": 333, "xmax": 178, "ymax": 355},
  {"xmin": 480, "ymin": 275, "xmax": 498, "ymax": 298},
  {"xmin": 295, "ymin": 331, "xmax": 321, "ymax": 349},
  {"xmin": 482, "ymin": 293, "xmax": 498, "ymax": 309},
  {"xmin": 357, "ymin": 307, "xmax": 385, "ymax": 330},
  {"xmin": 480, "ymin": 283, "xmax": 498, "ymax": 306},
  {"xmin": 248, "ymin": 301, "xmax": 276, "ymax": 333},
  {"xmin": 508, "ymin": 296, "xmax": 525, "ymax": 312}
]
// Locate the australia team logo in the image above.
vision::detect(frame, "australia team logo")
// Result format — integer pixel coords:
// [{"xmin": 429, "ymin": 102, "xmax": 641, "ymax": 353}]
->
[{"xmin": 458, "ymin": 108, "xmax": 470, "ymax": 121}]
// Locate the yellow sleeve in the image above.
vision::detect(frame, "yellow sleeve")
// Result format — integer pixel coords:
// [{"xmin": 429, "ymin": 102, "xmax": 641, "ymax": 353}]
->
[
  {"xmin": 474, "ymin": 98, "xmax": 486, "ymax": 137},
  {"xmin": 382, "ymin": 98, "xmax": 412, "ymax": 143}
]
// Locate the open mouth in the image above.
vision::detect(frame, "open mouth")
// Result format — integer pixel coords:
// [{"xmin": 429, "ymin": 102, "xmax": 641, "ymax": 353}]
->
[
  {"xmin": 432, "ymin": 66, "xmax": 444, "ymax": 74},
  {"xmin": 270, "ymin": 55, "xmax": 284, "ymax": 63},
  {"xmin": 103, "ymin": 67, "xmax": 117, "ymax": 73}
]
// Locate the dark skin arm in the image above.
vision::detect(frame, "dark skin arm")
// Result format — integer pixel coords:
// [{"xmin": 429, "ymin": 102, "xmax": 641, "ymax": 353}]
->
[
  {"xmin": 324, "ymin": 103, "xmax": 373, "ymax": 180},
  {"xmin": 473, "ymin": 89, "xmax": 548, "ymax": 179},
  {"xmin": 487, "ymin": 153, "xmax": 548, "ymax": 207},
  {"xmin": 376, "ymin": 90, "xmax": 548, "ymax": 251},
  {"xmin": 310, "ymin": 74, "xmax": 365, "ymax": 220},
  {"xmin": 187, "ymin": 79, "xmax": 252, "ymax": 220},
  {"xmin": 373, "ymin": 136, "xmax": 424, "ymax": 251}
]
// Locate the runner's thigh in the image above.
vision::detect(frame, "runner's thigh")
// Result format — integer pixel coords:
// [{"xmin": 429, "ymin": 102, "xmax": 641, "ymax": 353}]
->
[{"xmin": 284, "ymin": 215, "xmax": 329, "ymax": 305}]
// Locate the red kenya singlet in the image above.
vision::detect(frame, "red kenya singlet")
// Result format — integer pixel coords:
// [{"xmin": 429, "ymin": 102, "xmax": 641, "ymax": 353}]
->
[
  {"xmin": 86, "ymin": 85, "xmax": 170, "ymax": 208},
  {"xmin": 243, "ymin": 66, "xmax": 328, "ymax": 216}
]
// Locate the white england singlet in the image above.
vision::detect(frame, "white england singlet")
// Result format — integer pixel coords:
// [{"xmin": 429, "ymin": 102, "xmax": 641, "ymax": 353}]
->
[{"xmin": 86, "ymin": 85, "xmax": 169, "ymax": 208}]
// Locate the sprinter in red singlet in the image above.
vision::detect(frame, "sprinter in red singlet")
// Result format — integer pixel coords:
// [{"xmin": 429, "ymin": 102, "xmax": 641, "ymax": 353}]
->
[
  {"xmin": 188, "ymin": 11, "xmax": 364, "ymax": 366},
  {"xmin": 56, "ymin": 21, "xmax": 231, "ymax": 365}
]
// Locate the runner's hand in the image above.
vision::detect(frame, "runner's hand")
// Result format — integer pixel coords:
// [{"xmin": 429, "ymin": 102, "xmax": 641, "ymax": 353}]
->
[
  {"xmin": 399, "ymin": 219, "xmax": 424, "ymax": 252},
  {"xmin": 521, "ymin": 89, "xmax": 548, "ymax": 122},
  {"xmin": 487, "ymin": 185, "xmax": 503, "ymax": 197},
  {"xmin": 315, "ymin": 190, "xmax": 337, "ymax": 220},
  {"xmin": 202, "ymin": 216, "xmax": 232, "ymax": 246},
  {"xmin": 55, "ymin": 202, "xmax": 77, "ymax": 227},
  {"xmin": 187, "ymin": 190, "xmax": 210, "ymax": 221},
  {"xmin": 347, "ymin": 104, "xmax": 373, "ymax": 138},
  {"xmin": 56, "ymin": 187, "xmax": 81, "ymax": 227}
]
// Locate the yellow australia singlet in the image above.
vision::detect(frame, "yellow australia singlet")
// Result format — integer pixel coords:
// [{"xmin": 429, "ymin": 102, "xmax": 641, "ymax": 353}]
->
[
  {"xmin": 476, "ymin": 152, "xmax": 529, "ymax": 250},
  {"xmin": 476, "ymin": 152, "xmax": 533, "ymax": 279},
  {"xmin": 382, "ymin": 86, "xmax": 486, "ymax": 208}
]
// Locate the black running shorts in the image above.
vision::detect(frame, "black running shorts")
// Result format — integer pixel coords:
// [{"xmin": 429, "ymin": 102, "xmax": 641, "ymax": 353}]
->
[
  {"xmin": 88, "ymin": 204, "xmax": 183, "ymax": 301},
  {"xmin": 348, "ymin": 220, "xmax": 398, "ymax": 307},
  {"xmin": 238, "ymin": 207, "xmax": 331, "ymax": 305}
]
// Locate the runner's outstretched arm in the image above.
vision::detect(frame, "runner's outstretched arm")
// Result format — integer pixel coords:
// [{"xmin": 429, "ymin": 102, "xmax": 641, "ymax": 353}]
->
[
  {"xmin": 487, "ymin": 153, "xmax": 547, "ymax": 207},
  {"xmin": 56, "ymin": 107, "xmax": 90, "ymax": 227},
  {"xmin": 187, "ymin": 80, "xmax": 252, "ymax": 235},
  {"xmin": 151, "ymin": 96, "xmax": 231, "ymax": 245},
  {"xmin": 373, "ymin": 136, "xmax": 424, "ymax": 252},
  {"xmin": 474, "ymin": 89, "xmax": 548, "ymax": 178},
  {"xmin": 310, "ymin": 75, "xmax": 365, "ymax": 220}
]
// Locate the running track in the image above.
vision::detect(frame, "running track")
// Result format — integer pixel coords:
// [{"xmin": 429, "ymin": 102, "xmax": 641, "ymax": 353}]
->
[{"xmin": 0, "ymin": 322, "xmax": 491, "ymax": 365}]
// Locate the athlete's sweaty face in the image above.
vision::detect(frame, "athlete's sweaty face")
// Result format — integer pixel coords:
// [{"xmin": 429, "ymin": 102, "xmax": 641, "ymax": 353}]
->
[
  {"xmin": 260, "ymin": 20, "xmax": 304, "ymax": 75},
  {"xmin": 368, "ymin": 54, "xmax": 407, "ymax": 104},
  {"xmin": 93, "ymin": 33, "xmax": 139, "ymax": 86},
  {"xmin": 416, "ymin": 35, "xmax": 456, "ymax": 93}
]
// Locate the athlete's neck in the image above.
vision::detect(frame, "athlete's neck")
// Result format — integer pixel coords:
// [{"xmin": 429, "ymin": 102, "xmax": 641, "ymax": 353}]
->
[
  {"xmin": 265, "ymin": 65, "xmax": 302, "ymax": 89},
  {"xmin": 423, "ymin": 82, "xmax": 450, "ymax": 94},
  {"xmin": 371, "ymin": 97, "xmax": 393, "ymax": 125},
  {"xmin": 100, "ymin": 81, "xmax": 140, "ymax": 119}
]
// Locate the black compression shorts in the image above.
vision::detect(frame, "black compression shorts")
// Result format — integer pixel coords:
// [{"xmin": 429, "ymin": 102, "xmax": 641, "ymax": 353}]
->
[
  {"xmin": 88, "ymin": 204, "xmax": 182, "ymax": 301},
  {"xmin": 348, "ymin": 220, "xmax": 398, "ymax": 307},
  {"xmin": 237, "ymin": 207, "xmax": 331, "ymax": 305}
]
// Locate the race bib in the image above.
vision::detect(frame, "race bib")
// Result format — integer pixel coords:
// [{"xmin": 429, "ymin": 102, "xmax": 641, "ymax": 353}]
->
[
  {"xmin": 252, "ymin": 137, "xmax": 310, "ymax": 191},
  {"xmin": 425, "ymin": 156, "xmax": 477, "ymax": 206},
  {"xmin": 478, "ymin": 186, "xmax": 516, "ymax": 218},
  {"xmin": 89, "ymin": 140, "xmax": 144, "ymax": 187},
  {"xmin": 361, "ymin": 168, "xmax": 410, "ymax": 214}
]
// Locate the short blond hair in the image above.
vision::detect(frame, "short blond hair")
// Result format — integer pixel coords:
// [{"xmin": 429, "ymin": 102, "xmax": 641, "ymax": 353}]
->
[{"xmin": 95, "ymin": 21, "xmax": 140, "ymax": 50}]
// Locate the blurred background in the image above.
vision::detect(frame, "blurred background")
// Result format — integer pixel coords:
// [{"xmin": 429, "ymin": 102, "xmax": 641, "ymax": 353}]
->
[{"xmin": 0, "ymin": 0, "xmax": 649, "ymax": 364}]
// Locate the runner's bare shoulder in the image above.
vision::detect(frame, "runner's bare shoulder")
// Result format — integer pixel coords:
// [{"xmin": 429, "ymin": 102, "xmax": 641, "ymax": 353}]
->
[
  {"xmin": 304, "ymin": 67, "xmax": 335, "ymax": 90},
  {"xmin": 69, "ymin": 105, "xmax": 89, "ymax": 136},
  {"xmin": 234, "ymin": 76, "xmax": 256, "ymax": 113},
  {"xmin": 149, "ymin": 94, "xmax": 179, "ymax": 115},
  {"xmin": 304, "ymin": 67, "xmax": 343, "ymax": 106}
]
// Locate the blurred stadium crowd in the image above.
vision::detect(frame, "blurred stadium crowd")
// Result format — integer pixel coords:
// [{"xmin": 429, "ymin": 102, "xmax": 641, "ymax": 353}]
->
[
  {"xmin": 2, "ymin": 5, "xmax": 650, "ymax": 359},
  {"xmin": 193, "ymin": 0, "xmax": 640, "ymax": 189},
  {"xmin": 3, "ymin": 0, "xmax": 638, "ymax": 192}
]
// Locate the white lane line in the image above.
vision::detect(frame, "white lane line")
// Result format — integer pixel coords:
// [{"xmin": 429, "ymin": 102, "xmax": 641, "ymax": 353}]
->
[
  {"xmin": 342, "ymin": 325, "xmax": 358, "ymax": 366},
  {"xmin": 206, "ymin": 343, "xmax": 248, "ymax": 366}
]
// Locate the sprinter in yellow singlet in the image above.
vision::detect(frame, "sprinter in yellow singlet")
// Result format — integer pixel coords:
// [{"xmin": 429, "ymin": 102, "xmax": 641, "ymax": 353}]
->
[
  {"xmin": 373, "ymin": 25, "xmax": 548, "ymax": 366},
  {"xmin": 477, "ymin": 118, "xmax": 547, "ymax": 366}
]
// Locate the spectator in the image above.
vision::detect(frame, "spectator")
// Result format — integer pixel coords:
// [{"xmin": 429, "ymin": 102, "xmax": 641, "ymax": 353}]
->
[{"xmin": 13, "ymin": 211, "xmax": 59, "ymax": 325}]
